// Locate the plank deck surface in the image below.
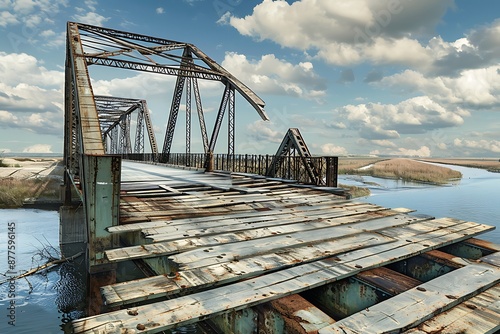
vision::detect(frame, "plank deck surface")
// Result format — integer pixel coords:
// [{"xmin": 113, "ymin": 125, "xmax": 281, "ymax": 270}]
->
[
  {"xmin": 319, "ymin": 252, "xmax": 500, "ymax": 334},
  {"xmin": 73, "ymin": 162, "xmax": 499, "ymax": 334}
]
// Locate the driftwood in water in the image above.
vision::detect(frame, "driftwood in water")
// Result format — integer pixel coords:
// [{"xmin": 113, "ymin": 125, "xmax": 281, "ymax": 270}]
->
[{"xmin": 0, "ymin": 251, "xmax": 83, "ymax": 284}]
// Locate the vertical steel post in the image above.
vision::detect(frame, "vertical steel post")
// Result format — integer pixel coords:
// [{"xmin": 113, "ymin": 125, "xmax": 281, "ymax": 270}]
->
[
  {"xmin": 325, "ymin": 156, "xmax": 339, "ymax": 187},
  {"xmin": 83, "ymin": 155, "xmax": 121, "ymax": 272},
  {"xmin": 228, "ymin": 85, "xmax": 235, "ymax": 156},
  {"xmin": 186, "ymin": 77, "xmax": 192, "ymax": 158}
]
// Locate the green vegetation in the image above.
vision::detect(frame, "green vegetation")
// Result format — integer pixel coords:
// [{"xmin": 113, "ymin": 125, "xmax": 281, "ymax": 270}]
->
[{"xmin": 0, "ymin": 178, "xmax": 61, "ymax": 208}]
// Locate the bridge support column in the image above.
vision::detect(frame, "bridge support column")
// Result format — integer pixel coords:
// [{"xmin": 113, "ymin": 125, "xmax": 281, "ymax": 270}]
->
[{"xmin": 82, "ymin": 155, "xmax": 121, "ymax": 273}]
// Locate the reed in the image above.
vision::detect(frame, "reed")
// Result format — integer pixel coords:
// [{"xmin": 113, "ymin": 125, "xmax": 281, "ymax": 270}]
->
[
  {"xmin": 0, "ymin": 177, "xmax": 61, "ymax": 208},
  {"xmin": 340, "ymin": 184, "xmax": 371, "ymax": 198},
  {"xmin": 338, "ymin": 158, "xmax": 385, "ymax": 174},
  {"xmin": 368, "ymin": 158, "xmax": 462, "ymax": 184}
]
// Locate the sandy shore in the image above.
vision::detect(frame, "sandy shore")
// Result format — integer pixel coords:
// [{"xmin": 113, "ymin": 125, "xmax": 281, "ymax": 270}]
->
[{"xmin": 0, "ymin": 157, "xmax": 63, "ymax": 179}]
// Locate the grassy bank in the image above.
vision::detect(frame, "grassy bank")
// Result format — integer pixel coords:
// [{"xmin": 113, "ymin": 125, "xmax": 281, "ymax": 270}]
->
[
  {"xmin": 339, "ymin": 184, "xmax": 371, "ymax": 198},
  {"xmin": 345, "ymin": 158, "xmax": 462, "ymax": 184},
  {"xmin": 0, "ymin": 178, "xmax": 61, "ymax": 208}
]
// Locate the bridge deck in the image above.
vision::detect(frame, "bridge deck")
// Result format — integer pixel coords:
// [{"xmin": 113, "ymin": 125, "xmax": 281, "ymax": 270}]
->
[{"xmin": 72, "ymin": 161, "xmax": 500, "ymax": 334}]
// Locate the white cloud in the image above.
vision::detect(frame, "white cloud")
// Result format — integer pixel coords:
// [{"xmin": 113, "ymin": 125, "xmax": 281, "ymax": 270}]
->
[
  {"xmin": 0, "ymin": 11, "xmax": 19, "ymax": 26},
  {"xmin": 73, "ymin": 11, "xmax": 109, "ymax": 26},
  {"xmin": 0, "ymin": 0, "xmax": 68, "ymax": 29},
  {"xmin": 222, "ymin": 52, "xmax": 326, "ymax": 100},
  {"xmin": 227, "ymin": 0, "xmax": 453, "ymax": 67},
  {"xmin": 371, "ymin": 139, "xmax": 397, "ymax": 148},
  {"xmin": 397, "ymin": 146, "xmax": 431, "ymax": 157},
  {"xmin": 23, "ymin": 144, "xmax": 53, "ymax": 153},
  {"xmin": 247, "ymin": 120, "xmax": 281, "ymax": 144},
  {"xmin": 336, "ymin": 96, "xmax": 468, "ymax": 140},
  {"xmin": 85, "ymin": 0, "xmax": 97, "ymax": 11},
  {"xmin": 0, "ymin": 53, "xmax": 63, "ymax": 136},
  {"xmin": 321, "ymin": 143, "xmax": 348, "ymax": 156},
  {"xmin": 454, "ymin": 138, "xmax": 500, "ymax": 154},
  {"xmin": 382, "ymin": 65, "xmax": 500, "ymax": 109},
  {"xmin": 156, "ymin": 7, "xmax": 164, "ymax": 14}
]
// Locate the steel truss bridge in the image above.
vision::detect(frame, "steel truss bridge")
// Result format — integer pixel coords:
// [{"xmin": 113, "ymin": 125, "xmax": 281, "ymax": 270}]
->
[
  {"xmin": 62, "ymin": 22, "xmax": 500, "ymax": 334},
  {"xmin": 63, "ymin": 21, "xmax": 339, "ymax": 267}
]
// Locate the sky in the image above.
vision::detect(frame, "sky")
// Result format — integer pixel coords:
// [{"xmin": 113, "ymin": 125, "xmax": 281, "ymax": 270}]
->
[{"xmin": 0, "ymin": 0, "xmax": 499, "ymax": 157}]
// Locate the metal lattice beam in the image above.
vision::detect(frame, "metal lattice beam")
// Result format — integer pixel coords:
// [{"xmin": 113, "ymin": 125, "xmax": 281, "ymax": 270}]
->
[
  {"xmin": 267, "ymin": 128, "xmax": 320, "ymax": 184},
  {"xmin": 95, "ymin": 96, "xmax": 158, "ymax": 156}
]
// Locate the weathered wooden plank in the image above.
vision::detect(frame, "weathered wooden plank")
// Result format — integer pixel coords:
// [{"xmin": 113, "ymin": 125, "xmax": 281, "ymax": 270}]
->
[
  {"xmin": 480, "ymin": 251, "xmax": 500, "ymax": 268},
  {"xmin": 167, "ymin": 215, "xmax": 425, "ymax": 270},
  {"xmin": 102, "ymin": 232, "xmax": 393, "ymax": 307},
  {"xmin": 109, "ymin": 201, "xmax": 380, "ymax": 234},
  {"xmin": 403, "ymin": 283, "xmax": 500, "ymax": 334},
  {"xmin": 318, "ymin": 262, "xmax": 500, "ymax": 334},
  {"xmin": 143, "ymin": 203, "xmax": 385, "ymax": 237},
  {"xmin": 105, "ymin": 211, "xmax": 420, "ymax": 262},
  {"xmin": 75, "ymin": 222, "xmax": 494, "ymax": 333},
  {"xmin": 100, "ymin": 218, "xmax": 491, "ymax": 308}
]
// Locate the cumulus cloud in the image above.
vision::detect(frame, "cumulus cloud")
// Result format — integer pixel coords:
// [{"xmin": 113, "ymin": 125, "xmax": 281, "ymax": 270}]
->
[
  {"xmin": 454, "ymin": 138, "xmax": 500, "ymax": 154},
  {"xmin": 222, "ymin": 52, "xmax": 327, "ymax": 100},
  {"xmin": 156, "ymin": 7, "xmax": 165, "ymax": 14},
  {"xmin": 0, "ymin": 0, "xmax": 67, "ymax": 29},
  {"xmin": 336, "ymin": 96, "xmax": 469, "ymax": 140},
  {"xmin": 0, "ymin": 11, "xmax": 19, "ymax": 26},
  {"xmin": 397, "ymin": 146, "xmax": 431, "ymax": 157},
  {"xmin": 371, "ymin": 139, "xmax": 397, "ymax": 148},
  {"xmin": 0, "ymin": 52, "xmax": 63, "ymax": 136},
  {"xmin": 0, "ymin": 52, "xmax": 63, "ymax": 114},
  {"xmin": 73, "ymin": 11, "xmax": 109, "ymax": 26},
  {"xmin": 23, "ymin": 144, "xmax": 53, "ymax": 153},
  {"xmin": 247, "ymin": 120, "xmax": 282, "ymax": 144},
  {"xmin": 381, "ymin": 65, "xmax": 500, "ymax": 109},
  {"xmin": 321, "ymin": 143, "xmax": 348, "ymax": 156},
  {"xmin": 226, "ymin": 0, "xmax": 453, "ymax": 67}
]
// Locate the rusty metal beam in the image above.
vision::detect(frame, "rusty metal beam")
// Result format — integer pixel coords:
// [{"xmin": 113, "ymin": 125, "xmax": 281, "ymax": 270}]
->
[{"xmin": 67, "ymin": 22, "xmax": 104, "ymax": 155}]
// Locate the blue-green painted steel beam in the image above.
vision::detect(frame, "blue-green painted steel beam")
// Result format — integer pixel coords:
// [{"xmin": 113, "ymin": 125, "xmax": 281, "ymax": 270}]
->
[{"xmin": 83, "ymin": 155, "xmax": 121, "ymax": 272}]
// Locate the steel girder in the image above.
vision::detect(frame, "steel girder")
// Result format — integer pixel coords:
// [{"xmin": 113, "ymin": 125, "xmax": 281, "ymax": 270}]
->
[
  {"xmin": 267, "ymin": 128, "xmax": 321, "ymax": 184},
  {"xmin": 94, "ymin": 96, "xmax": 158, "ymax": 156},
  {"xmin": 68, "ymin": 21, "xmax": 266, "ymax": 157}
]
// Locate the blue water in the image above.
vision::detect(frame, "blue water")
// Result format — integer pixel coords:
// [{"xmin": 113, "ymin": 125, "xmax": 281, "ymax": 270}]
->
[
  {"xmin": 0, "ymin": 209, "xmax": 84, "ymax": 334},
  {"xmin": 341, "ymin": 163, "xmax": 500, "ymax": 243}
]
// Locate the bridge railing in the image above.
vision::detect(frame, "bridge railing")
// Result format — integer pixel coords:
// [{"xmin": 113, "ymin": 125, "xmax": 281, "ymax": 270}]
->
[{"xmin": 125, "ymin": 153, "xmax": 338, "ymax": 187}]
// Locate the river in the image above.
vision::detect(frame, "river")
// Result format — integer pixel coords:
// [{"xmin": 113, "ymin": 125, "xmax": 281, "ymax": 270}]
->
[
  {"xmin": 341, "ymin": 163, "xmax": 500, "ymax": 243},
  {"xmin": 0, "ymin": 163, "xmax": 499, "ymax": 332}
]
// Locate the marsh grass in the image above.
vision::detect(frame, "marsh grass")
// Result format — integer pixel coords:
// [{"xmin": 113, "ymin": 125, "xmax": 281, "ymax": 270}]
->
[
  {"xmin": 338, "ymin": 158, "xmax": 386, "ymax": 174},
  {"xmin": 366, "ymin": 158, "xmax": 462, "ymax": 184},
  {"xmin": 340, "ymin": 184, "xmax": 371, "ymax": 198},
  {"xmin": 0, "ymin": 177, "xmax": 61, "ymax": 208}
]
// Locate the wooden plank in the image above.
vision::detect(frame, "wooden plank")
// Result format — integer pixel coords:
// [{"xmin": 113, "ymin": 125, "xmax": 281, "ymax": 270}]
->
[
  {"xmin": 403, "ymin": 284, "xmax": 500, "ymax": 334},
  {"xmin": 144, "ymin": 205, "xmax": 388, "ymax": 242},
  {"xmin": 102, "ymin": 231, "xmax": 394, "ymax": 307},
  {"xmin": 109, "ymin": 201, "xmax": 378, "ymax": 234},
  {"xmin": 167, "ymin": 213, "xmax": 429, "ymax": 270},
  {"xmin": 100, "ymin": 218, "xmax": 491, "ymax": 308},
  {"xmin": 104, "ymin": 211, "xmax": 420, "ymax": 262},
  {"xmin": 74, "ymin": 221, "xmax": 494, "ymax": 333},
  {"xmin": 318, "ymin": 262, "xmax": 500, "ymax": 334}
]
